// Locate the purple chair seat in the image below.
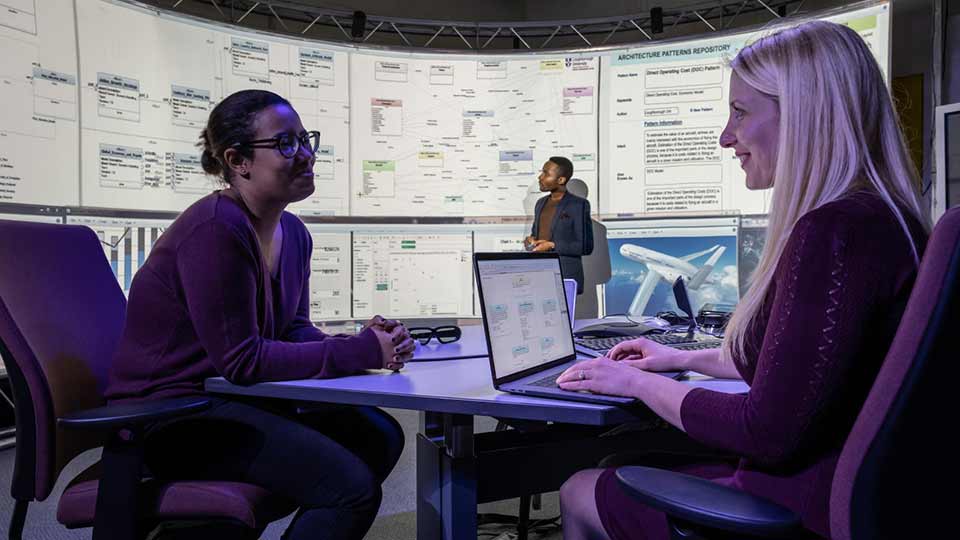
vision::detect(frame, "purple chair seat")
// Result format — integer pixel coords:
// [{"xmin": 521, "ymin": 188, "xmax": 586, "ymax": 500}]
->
[{"xmin": 58, "ymin": 467, "xmax": 294, "ymax": 529}]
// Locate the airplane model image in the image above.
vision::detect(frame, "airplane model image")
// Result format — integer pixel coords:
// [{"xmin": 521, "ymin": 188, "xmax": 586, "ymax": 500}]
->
[{"xmin": 619, "ymin": 244, "xmax": 726, "ymax": 316}]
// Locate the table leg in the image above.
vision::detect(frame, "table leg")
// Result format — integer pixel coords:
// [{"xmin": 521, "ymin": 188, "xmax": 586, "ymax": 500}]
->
[
  {"xmin": 417, "ymin": 412, "xmax": 477, "ymax": 540},
  {"xmin": 417, "ymin": 412, "xmax": 443, "ymax": 540}
]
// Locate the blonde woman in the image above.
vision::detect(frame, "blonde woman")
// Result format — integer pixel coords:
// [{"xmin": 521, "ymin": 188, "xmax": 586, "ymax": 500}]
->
[{"xmin": 556, "ymin": 21, "xmax": 929, "ymax": 540}]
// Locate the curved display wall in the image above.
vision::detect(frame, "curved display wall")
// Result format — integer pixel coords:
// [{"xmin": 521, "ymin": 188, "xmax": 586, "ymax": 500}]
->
[{"xmin": 0, "ymin": 0, "xmax": 891, "ymax": 322}]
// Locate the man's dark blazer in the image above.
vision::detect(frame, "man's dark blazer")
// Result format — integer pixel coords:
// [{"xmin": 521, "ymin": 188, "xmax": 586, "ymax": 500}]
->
[{"xmin": 531, "ymin": 192, "xmax": 594, "ymax": 293}]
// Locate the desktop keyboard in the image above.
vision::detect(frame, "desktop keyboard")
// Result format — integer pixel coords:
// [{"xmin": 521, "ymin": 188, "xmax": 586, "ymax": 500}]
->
[
  {"xmin": 575, "ymin": 334, "xmax": 721, "ymax": 353},
  {"xmin": 575, "ymin": 335, "xmax": 634, "ymax": 351},
  {"xmin": 672, "ymin": 340, "xmax": 722, "ymax": 351}
]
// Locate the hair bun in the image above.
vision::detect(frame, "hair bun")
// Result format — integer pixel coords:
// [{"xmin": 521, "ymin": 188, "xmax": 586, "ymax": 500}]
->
[
  {"xmin": 198, "ymin": 128, "xmax": 222, "ymax": 175},
  {"xmin": 200, "ymin": 148, "xmax": 222, "ymax": 176}
]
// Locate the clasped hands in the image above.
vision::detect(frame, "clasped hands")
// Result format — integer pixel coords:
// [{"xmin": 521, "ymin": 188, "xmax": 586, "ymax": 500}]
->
[
  {"xmin": 556, "ymin": 338, "xmax": 685, "ymax": 397},
  {"xmin": 523, "ymin": 236, "xmax": 555, "ymax": 252},
  {"xmin": 364, "ymin": 315, "xmax": 415, "ymax": 372}
]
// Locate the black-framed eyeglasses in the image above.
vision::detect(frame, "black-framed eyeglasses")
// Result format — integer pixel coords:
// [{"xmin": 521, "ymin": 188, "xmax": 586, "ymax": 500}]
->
[
  {"xmin": 235, "ymin": 130, "xmax": 320, "ymax": 158},
  {"xmin": 408, "ymin": 325, "xmax": 462, "ymax": 345}
]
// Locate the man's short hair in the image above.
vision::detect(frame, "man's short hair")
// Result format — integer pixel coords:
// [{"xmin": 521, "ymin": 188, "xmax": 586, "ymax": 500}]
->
[{"xmin": 548, "ymin": 156, "xmax": 574, "ymax": 183}]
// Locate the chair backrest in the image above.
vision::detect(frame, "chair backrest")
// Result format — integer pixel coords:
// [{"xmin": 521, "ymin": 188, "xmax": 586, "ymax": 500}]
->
[
  {"xmin": 0, "ymin": 220, "xmax": 127, "ymax": 501},
  {"xmin": 565, "ymin": 178, "xmax": 588, "ymax": 199},
  {"xmin": 830, "ymin": 207, "xmax": 958, "ymax": 540}
]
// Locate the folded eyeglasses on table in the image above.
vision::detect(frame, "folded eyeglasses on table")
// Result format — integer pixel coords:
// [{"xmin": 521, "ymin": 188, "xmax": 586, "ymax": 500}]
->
[{"xmin": 408, "ymin": 325, "xmax": 462, "ymax": 345}]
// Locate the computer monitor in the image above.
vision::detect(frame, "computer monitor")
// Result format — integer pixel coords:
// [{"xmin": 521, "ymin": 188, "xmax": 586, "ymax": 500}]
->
[
  {"xmin": 304, "ymin": 223, "xmax": 478, "ymax": 321},
  {"xmin": 601, "ymin": 216, "xmax": 740, "ymax": 318},
  {"xmin": 0, "ymin": 211, "xmax": 62, "ymax": 225},
  {"xmin": 935, "ymin": 102, "xmax": 960, "ymax": 219},
  {"xmin": 563, "ymin": 278, "xmax": 577, "ymax": 326},
  {"xmin": 738, "ymin": 215, "xmax": 768, "ymax": 295},
  {"xmin": 304, "ymin": 223, "xmax": 354, "ymax": 321},
  {"xmin": 471, "ymin": 222, "xmax": 531, "ymax": 316},
  {"xmin": 672, "ymin": 276, "xmax": 696, "ymax": 336},
  {"xmin": 351, "ymin": 224, "xmax": 474, "ymax": 319},
  {"xmin": 65, "ymin": 214, "xmax": 174, "ymax": 296}
]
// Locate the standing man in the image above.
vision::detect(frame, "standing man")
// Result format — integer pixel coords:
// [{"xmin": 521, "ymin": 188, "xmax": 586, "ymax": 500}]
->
[{"xmin": 524, "ymin": 156, "xmax": 594, "ymax": 294}]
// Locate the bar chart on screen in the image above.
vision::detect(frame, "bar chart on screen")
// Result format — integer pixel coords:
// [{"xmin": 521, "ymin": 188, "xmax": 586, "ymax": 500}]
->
[{"xmin": 66, "ymin": 215, "xmax": 172, "ymax": 296}]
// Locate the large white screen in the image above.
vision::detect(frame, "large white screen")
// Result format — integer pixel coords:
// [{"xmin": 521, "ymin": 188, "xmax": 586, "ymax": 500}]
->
[
  {"xmin": 349, "ymin": 52, "xmax": 599, "ymax": 217},
  {"xmin": 0, "ymin": 0, "xmax": 80, "ymax": 206},
  {"xmin": 599, "ymin": 3, "xmax": 891, "ymax": 216},
  {"xmin": 6, "ymin": 0, "xmax": 890, "ymax": 223},
  {"xmin": 76, "ymin": 0, "xmax": 351, "ymax": 215}
]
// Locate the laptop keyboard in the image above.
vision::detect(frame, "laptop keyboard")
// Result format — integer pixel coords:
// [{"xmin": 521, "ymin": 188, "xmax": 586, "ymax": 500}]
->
[
  {"xmin": 527, "ymin": 335, "xmax": 723, "ymax": 389},
  {"xmin": 529, "ymin": 373, "xmax": 562, "ymax": 388}
]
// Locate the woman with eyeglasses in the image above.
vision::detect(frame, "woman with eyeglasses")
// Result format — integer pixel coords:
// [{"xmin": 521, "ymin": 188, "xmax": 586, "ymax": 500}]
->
[{"xmin": 106, "ymin": 89, "xmax": 413, "ymax": 540}]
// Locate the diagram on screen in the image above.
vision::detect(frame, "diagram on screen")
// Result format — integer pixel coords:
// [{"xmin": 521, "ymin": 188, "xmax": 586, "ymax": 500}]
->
[{"xmin": 351, "ymin": 54, "xmax": 599, "ymax": 217}]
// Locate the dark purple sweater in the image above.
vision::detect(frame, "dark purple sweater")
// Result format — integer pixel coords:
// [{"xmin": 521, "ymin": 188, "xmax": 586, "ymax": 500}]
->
[
  {"xmin": 106, "ymin": 192, "xmax": 382, "ymax": 403},
  {"xmin": 679, "ymin": 192, "xmax": 927, "ymax": 537}
]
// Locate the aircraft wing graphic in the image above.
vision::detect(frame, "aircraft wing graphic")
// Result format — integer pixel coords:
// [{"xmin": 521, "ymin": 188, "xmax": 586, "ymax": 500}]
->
[
  {"xmin": 679, "ymin": 245, "xmax": 719, "ymax": 262},
  {"xmin": 627, "ymin": 268, "xmax": 661, "ymax": 317},
  {"xmin": 687, "ymin": 246, "xmax": 726, "ymax": 289}
]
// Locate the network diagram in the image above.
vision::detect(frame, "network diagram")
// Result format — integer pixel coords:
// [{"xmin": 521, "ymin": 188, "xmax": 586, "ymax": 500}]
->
[{"xmin": 350, "ymin": 52, "xmax": 599, "ymax": 216}]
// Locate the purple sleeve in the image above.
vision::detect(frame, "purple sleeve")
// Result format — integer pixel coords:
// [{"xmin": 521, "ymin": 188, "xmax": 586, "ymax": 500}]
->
[
  {"xmin": 282, "ymin": 230, "xmax": 330, "ymax": 343},
  {"xmin": 679, "ymin": 213, "xmax": 884, "ymax": 467},
  {"xmin": 282, "ymin": 277, "xmax": 329, "ymax": 343},
  {"xmin": 177, "ymin": 221, "xmax": 382, "ymax": 385}
]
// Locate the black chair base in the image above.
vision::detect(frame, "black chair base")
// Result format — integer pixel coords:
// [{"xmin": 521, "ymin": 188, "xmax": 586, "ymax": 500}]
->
[{"xmin": 8, "ymin": 499, "xmax": 28, "ymax": 540}]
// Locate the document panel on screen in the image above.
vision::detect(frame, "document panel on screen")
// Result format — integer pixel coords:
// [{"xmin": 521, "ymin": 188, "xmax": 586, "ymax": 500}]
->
[
  {"xmin": 0, "ymin": 0, "xmax": 80, "ymax": 206},
  {"xmin": 75, "ymin": 0, "xmax": 351, "ymax": 215}
]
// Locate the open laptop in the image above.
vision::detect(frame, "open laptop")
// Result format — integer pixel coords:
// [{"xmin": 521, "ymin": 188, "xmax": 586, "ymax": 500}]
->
[{"xmin": 474, "ymin": 252, "xmax": 681, "ymax": 406}]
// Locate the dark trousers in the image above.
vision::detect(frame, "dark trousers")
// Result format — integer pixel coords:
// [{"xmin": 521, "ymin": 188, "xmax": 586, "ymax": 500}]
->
[{"xmin": 143, "ymin": 397, "xmax": 405, "ymax": 540}]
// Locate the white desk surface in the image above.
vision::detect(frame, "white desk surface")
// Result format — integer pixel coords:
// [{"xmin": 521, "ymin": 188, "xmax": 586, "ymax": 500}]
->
[
  {"xmin": 411, "ymin": 324, "xmax": 487, "ymax": 360},
  {"xmin": 206, "ymin": 352, "xmax": 747, "ymax": 426}
]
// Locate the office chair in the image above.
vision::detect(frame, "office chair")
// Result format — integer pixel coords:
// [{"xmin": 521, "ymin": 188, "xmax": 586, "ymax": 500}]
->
[
  {"xmin": 615, "ymin": 207, "xmax": 957, "ymax": 539},
  {"xmin": 0, "ymin": 220, "xmax": 294, "ymax": 540}
]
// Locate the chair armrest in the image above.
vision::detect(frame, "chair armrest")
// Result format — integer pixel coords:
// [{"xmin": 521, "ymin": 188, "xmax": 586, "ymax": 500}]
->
[
  {"xmin": 57, "ymin": 397, "xmax": 211, "ymax": 431},
  {"xmin": 615, "ymin": 466, "xmax": 803, "ymax": 538}
]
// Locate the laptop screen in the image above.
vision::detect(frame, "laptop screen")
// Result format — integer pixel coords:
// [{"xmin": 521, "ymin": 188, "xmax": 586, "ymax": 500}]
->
[{"xmin": 476, "ymin": 255, "xmax": 577, "ymax": 379}]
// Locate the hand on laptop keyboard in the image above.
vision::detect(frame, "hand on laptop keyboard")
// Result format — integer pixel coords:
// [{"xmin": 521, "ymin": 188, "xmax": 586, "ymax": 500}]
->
[{"xmin": 557, "ymin": 357, "xmax": 651, "ymax": 398}]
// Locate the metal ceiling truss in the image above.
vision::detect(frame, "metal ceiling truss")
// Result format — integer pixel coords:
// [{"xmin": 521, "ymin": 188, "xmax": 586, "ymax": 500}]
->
[{"xmin": 150, "ymin": 0, "xmax": 807, "ymax": 50}]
